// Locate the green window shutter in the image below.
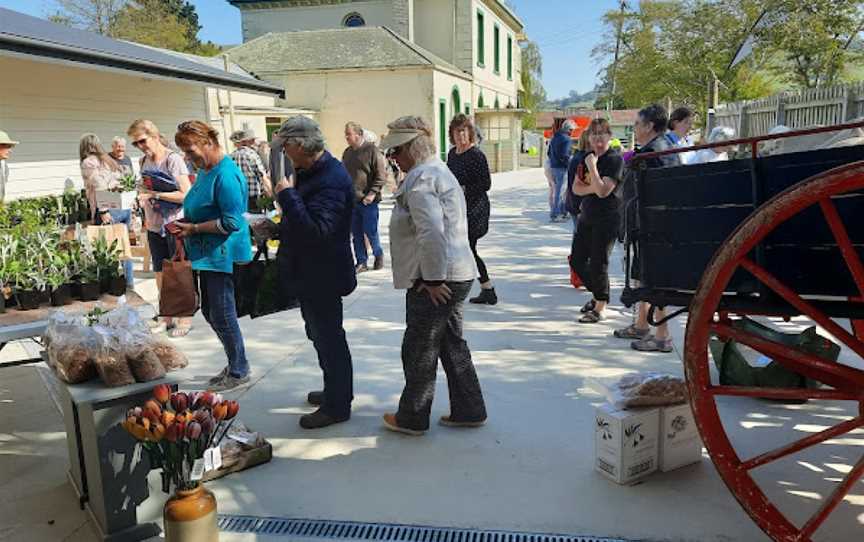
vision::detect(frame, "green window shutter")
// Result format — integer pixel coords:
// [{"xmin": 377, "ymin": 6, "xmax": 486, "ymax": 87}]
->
[
  {"xmin": 476, "ymin": 11, "xmax": 484, "ymax": 67},
  {"xmin": 493, "ymin": 25, "xmax": 500, "ymax": 74},
  {"xmin": 478, "ymin": 92, "xmax": 484, "ymax": 108},
  {"xmin": 507, "ymin": 35, "xmax": 513, "ymax": 80},
  {"xmin": 439, "ymin": 99, "xmax": 447, "ymax": 161}
]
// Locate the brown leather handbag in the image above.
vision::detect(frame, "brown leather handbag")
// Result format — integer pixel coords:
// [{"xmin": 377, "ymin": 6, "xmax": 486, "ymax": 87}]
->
[{"xmin": 159, "ymin": 237, "xmax": 199, "ymax": 317}]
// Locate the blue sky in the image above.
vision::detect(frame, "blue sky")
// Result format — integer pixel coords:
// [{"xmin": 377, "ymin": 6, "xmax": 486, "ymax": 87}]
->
[{"xmin": 1, "ymin": 0, "xmax": 619, "ymax": 100}]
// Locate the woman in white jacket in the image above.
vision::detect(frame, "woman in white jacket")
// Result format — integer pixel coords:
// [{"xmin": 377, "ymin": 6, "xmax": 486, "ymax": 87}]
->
[{"xmin": 379, "ymin": 116, "xmax": 488, "ymax": 436}]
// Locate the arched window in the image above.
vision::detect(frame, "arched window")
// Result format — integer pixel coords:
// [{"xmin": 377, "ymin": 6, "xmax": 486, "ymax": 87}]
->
[
  {"xmin": 343, "ymin": 13, "xmax": 366, "ymax": 27},
  {"xmin": 494, "ymin": 96, "xmax": 500, "ymax": 109},
  {"xmin": 451, "ymin": 87, "xmax": 461, "ymax": 117},
  {"xmin": 477, "ymin": 92, "xmax": 484, "ymax": 109}
]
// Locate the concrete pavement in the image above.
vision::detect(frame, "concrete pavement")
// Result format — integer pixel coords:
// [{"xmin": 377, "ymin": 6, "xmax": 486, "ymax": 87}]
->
[{"xmin": 1, "ymin": 167, "xmax": 862, "ymax": 542}]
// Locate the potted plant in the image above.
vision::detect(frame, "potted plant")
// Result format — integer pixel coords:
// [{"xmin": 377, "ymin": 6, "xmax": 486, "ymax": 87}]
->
[
  {"xmin": 91, "ymin": 236, "xmax": 123, "ymax": 294},
  {"xmin": 46, "ymin": 256, "xmax": 73, "ymax": 306},
  {"xmin": 122, "ymin": 386, "xmax": 240, "ymax": 542},
  {"xmin": 79, "ymin": 262, "xmax": 101, "ymax": 301},
  {"xmin": 11, "ymin": 266, "xmax": 46, "ymax": 310}
]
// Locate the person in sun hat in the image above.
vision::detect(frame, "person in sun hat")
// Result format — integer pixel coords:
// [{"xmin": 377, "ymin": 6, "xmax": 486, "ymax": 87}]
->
[
  {"xmin": 0, "ymin": 130, "xmax": 19, "ymax": 204},
  {"xmin": 378, "ymin": 115, "xmax": 487, "ymax": 437}
]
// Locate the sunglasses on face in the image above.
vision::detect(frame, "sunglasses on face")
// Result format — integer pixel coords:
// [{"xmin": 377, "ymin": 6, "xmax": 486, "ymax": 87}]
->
[
  {"xmin": 131, "ymin": 137, "xmax": 148, "ymax": 147},
  {"xmin": 386, "ymin": 145, "xmax": 404, "ymax": 158}
]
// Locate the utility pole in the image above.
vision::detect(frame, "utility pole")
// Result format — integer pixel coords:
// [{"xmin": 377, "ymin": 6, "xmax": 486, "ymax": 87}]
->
[{"xmin": 607, "ymin": 0, "xmax": 628, "ymax": 113}]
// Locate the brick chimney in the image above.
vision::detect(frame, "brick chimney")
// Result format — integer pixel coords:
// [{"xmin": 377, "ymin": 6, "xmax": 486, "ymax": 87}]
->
[{"xmin": 391, "ymin": 0, "xmax": 414, "ymax": 41}]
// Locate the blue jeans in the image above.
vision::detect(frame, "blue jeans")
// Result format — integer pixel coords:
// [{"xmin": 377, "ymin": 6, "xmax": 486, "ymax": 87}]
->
[
  {"xmin": 300, "ymin": 295, "xmax": 353, "ymax": 418},
  {"xmin": 550, "ymin": 168, "xmax": 567, "ymax": 218},
  {"xmin": 200, "ymin": 271, "xmax": 249, "ymax": 378},
  {"xmin": 97, "ymin": 209, "xmax": 134, "ymax": 288},
  {"xmin": 351, "ymin": 201, "xmax": 383, "ymax": 265}
]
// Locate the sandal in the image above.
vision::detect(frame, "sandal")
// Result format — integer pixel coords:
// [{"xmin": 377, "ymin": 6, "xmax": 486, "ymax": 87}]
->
[
  {"xmin": 614, "ymin": 324, "xmax": 650, "ymax": 340},
  {"xmin": 169, "ymin": 325, "xmax": 192, "ymax": 338},
  {"xmin": 578, "ymin": 309, "xmax": 603, "ymax": 323},
  {"xmin": 580, "ymin": 299, "xmax": 597, "ymax": 313},
  {"xmin": 631, "ymin": 335, "xmax": 674, "ymax": 353}
]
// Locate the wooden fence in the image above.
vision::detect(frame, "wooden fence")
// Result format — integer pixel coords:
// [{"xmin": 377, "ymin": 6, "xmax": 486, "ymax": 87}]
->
[{"xmin": 711, "ymin": 81, "xmax": 864, "ymax": 138}]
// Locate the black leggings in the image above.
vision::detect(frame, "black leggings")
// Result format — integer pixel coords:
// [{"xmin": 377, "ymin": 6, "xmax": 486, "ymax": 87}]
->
[
  {"xmin": 570, "ymin": 220, "xmax": 618, "ymax": 302},
  {"xmin": 469, "ymin": 237, "xmax": 490, "ymax": 284}
]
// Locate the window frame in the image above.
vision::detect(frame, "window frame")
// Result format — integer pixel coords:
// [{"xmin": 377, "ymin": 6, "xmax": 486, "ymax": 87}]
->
[
  {"xmin": 507, "ymin": 34, "xmax": 513, "ymax": 80},
  {"xmin": 476, "ymin": 9, "xmax": 485, "ymax": 68},
  {"xmin": 493, "ymin": 24, "xmax": 500, "ymax": 74}
]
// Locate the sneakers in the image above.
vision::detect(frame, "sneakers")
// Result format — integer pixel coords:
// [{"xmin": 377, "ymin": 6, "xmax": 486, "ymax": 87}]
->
[
  {"xmin": 439, "ymin": 415, "xmax": 486, "ymax": 428},
  {"xmin": 300, "ymin": 408, "xmax": 349, "ymax": 429},
  {"xmin": 614, "ymin": 324, "xmax": 650, "ymax": 340},
  {"xmin": 355, "ymin": 263, "xmax": 369, "ymax": 274},
  {"xmin": 207, "ymin": 366, "xmax": 229, "ymax": 385},
  {"xmin": 208, "ymin": 372, "xmax": 250, "ymax": 392},
  {"xmin": 373, "ymin": 255, "xmax": 385, "ymax": 270},
  {"xmin": 469, "ymin": 288, "xmax": 498, "ymax": 305},
  {"xmin": 382, "ymin": 413, "xmax": 425, "ymax": 436},
  {"xmin": 307, "ymin": 390, "xmax": 324, "ymax": 406},
  {"xmin": 631, "ymin": 335, "xmax": 674, "ymax": 353}
]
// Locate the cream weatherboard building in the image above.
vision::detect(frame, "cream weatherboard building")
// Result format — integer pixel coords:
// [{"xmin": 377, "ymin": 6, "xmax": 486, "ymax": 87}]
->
[
  {"xmin": 227, "ymin": 0, "xmax": 526, "ymax": 171},
  {"xmin": 0, "ymin": 8, "xmax": 283, "ymax": 200}
]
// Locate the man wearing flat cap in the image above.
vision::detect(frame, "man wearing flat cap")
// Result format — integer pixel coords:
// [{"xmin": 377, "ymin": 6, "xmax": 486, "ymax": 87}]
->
[
  {"xmin": 272, "ymin": 116, "xmax": 357, "ymax": 429},
  {"xmin": 0, "ymin": 130, "xmax": 18, "ymax": 204},
  {"xmin": 231, "ymin": 128, "xmax": 271, "ymax": 212}
]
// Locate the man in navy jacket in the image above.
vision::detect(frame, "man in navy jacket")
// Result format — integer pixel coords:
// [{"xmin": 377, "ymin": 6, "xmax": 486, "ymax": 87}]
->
[
  {"xmin": 547, "ymin": 119, "xmax": 575, "ymax": 221},
  {"xmin": 272, "ymin": 117, "xmax": 357, "ymax": 429}
]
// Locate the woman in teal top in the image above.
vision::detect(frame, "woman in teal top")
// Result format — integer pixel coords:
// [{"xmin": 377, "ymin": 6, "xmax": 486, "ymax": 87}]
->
[{"xmin": 172, "ymin": 121, "xmax": 252, "ymax": 392}]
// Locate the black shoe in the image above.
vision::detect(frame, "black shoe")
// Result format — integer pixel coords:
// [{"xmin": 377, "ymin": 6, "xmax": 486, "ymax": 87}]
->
[
  {"xmin": 469, "ymin": 288, "xmax": 498, "ymax": 305},
  {"xmin": 580, "ymin": 299, "xmax": 597, "ymax": 313},
  {"xmin": 307, "ymin": 390, "xmax": 324, "ymax": 406},
  {"xmin": 373, "ymin": 255, "xmax": 385, "ymax": 270},
  {"xmin": 299, "ymin": 408, "xmax": 349, "ymax": 429},
  {"xmin": 355, "ymin": 263, "xmax": 369, "ymax": 274}
]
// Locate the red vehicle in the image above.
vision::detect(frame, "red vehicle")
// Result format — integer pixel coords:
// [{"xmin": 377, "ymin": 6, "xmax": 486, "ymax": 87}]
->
[{"xmin": 622, "ymin": 120, "xmax": 864, "ymax": 542}]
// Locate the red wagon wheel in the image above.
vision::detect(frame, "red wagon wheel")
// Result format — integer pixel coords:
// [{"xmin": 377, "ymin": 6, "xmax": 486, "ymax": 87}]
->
[{"xmin": 684, "ymin": 161, "xmax": 864, "ymax": 542}]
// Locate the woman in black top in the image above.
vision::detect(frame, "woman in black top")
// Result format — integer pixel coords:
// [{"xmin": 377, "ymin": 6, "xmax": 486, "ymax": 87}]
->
[
  {"xmin": 447, "ymin": 114, "xmax": 497, "ymax": 305},
  {"xmin": 571, "ymin": 118, "xmax": 624, "ymax": 323}
]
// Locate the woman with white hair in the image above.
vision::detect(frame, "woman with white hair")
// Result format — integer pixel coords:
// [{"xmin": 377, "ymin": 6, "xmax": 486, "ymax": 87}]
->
[
  {"xmin": 379, "ymin": 116, "xmax": 487, "ymax": 436},
  {"xmin": 79, "ymin": 133, "xmax": 135, "ymax": 289},
  {"xmin": 690, "ymin": 126, "xmax": 736, "ymax": 164}
]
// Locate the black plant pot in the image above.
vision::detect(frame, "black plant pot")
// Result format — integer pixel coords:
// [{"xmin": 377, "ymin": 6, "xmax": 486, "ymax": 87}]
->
[
  {"xmin": 16, "ymin": 290, "xmax": 43, "ymax": 310},
  {"xmin": 108, "ymin": 277, "xmax": 126, "ymax": 296},
  {"xmin": 39, "ymin": 289, "xmax": 50, "ymax": 305},
  {"xmin": 0, "ymin": 294, "xmax": 5, "ymax": 314},
  {"xmin": 80, "ymin": 282, "xmax": 101, "ymax": 301},
  {"xmin": 99, "ymin": 277, "xmax": 110, "ymax": 294},
  {"xmin": 69, "ymin": 281, "xmax": 82, "ymax": 300},
  {"xmin": 50, "ymin": 284, "xmax": 73, "ymax": 307}
]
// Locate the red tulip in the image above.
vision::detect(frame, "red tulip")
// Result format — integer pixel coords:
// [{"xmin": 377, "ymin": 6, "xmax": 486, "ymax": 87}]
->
[
  {"xmin": 143, "ymin": 409, "xmax": 161, "ymax": 426},
  {"xmin": 144, "ymin": 399, "xmax": 161, "ymax": 417},
  {"xmin": 225, "ymin": 400, "xmax": 239, "ymax": 420},
  {"xmin": 212, "ymin": 403, "xmax": 228, "ymax": 421},
  {"xmin": 185, "ymin": 421, "xmax": 202, "ymax": 440},
  {"xmin": 193, "ymin": 409, "xmax": 211, "ymax": 424},
  {"xmin": 164, "ymin": 423, "xmax": 182, "ymax": 442},
  {"xmin": 170, "ymin": 392, "xmax": 188, "ymax": 413},
  {"xmin": 200, "ymin": 416, "xmax": 215, "ymax": 436},
  {"xmin": 153, "ymin": 384, "xmax": 171, "ymax": 404},
  {"xmin": 187, "ymin": 392, "xmax": 201, "ymax": 409},
  {"xmin": 194, "ymin": 391, "xmax": 214, "ymax": 409}
]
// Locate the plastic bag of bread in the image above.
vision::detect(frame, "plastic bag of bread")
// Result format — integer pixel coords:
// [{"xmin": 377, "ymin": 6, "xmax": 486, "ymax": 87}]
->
[
  {"xmin": 588, "ymin": 372, "xmax": 687, "ymax": 409},
  {"xmin": 150, "ymin": 339, "xmax": 188, "ymax": 371},
  {"xmin": 48, "ymin": 324, "xmax": 99, "ymax": 384},
  {"xmin": 92, "ymin": 327, "xmax": 136, "ymax": 387},
  {"xmin": 122, "ymin": 331, "xmax": 166, "ymax": 382}
]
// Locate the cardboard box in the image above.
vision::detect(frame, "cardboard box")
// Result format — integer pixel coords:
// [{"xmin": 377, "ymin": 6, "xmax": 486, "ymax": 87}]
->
[
  {"xmin": 95, "ymin": 190, "xmax": 137, "ymax": 210},
  {"xmin": 595, "ymin": 404, "xmax": 659, "ymax": 484},
  {"xmin": 659, "ymin": 403, "xmax": 703, "ymax": 472}
]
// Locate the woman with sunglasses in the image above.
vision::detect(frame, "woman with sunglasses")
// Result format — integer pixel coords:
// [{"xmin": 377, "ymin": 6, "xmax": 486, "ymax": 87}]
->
[
  {"xmin": 570, "ymin": 118, "xmax": 625, "ymax": 323},
  {"xmin": 127, "ymin": 119, "xmax": 193, "ymax": 336},
  {"xmin": 379, "ymin": 116, "xmax": 487, "ymax": 436}
]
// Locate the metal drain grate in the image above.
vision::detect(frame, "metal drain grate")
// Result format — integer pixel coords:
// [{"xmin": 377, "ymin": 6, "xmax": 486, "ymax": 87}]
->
[{"xmin": 217, "ymin": 515, "xmax": 637, "ymax": 542}]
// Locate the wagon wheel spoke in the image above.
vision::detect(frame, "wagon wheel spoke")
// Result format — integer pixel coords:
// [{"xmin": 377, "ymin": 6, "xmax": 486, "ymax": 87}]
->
[
  {"xmin": 711, "ymin": 322, "xmax": 864, "ymax": 391},
  {"xmin": 798, "ymin": 453, "xmax": 864, "ymax": 541},
  {"xmin": 710, "ymin": 386, "xmax": 861, "ymax": 402},
  {"xmin": 739, "ymin": 417, "xmax": 864, "ymax": 471},
  {"xmin": 819, "ymin": 198, "xmax": 864, "ymax": 298},
  {"xmin": 739, "ymin": 258, "xmax": 864, "ymax": 361}
]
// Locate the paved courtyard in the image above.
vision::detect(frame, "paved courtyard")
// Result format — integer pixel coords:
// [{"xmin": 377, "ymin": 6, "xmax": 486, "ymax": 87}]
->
[{"xmin": 1, "ymin": 168, "xmax": 862, "ymax": 542}]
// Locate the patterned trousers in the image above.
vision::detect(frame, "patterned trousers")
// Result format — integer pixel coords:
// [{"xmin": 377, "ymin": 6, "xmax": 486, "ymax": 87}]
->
[{"xmin": 396, "ymin": 280, "xmax": 487, "ymax": 431}]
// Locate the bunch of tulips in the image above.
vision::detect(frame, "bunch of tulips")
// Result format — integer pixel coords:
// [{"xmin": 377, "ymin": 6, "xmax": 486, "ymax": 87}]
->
[{"xmin": 121, "ymin": 384, "xmax": 240, "ymax": 492}]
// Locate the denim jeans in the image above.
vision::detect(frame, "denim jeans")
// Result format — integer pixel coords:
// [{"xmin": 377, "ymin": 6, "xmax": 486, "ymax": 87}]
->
[
  {"xmin": 550, "ymin": 168, "xmax": 567, "ymax": 218},
  {"xmin": 96, "ymin": 209, "xmax": 134, "ymax": 288},
  {"xmin": 351, "ymin": 201, "xmax": 383, "ymax": 265},
  {"xmin": 199, "ymin": 271, "xmax": 249, "ymax": 378},
  {"xmin": 300, "ymin": 295, "xmax": 353, "ymax": 418}
]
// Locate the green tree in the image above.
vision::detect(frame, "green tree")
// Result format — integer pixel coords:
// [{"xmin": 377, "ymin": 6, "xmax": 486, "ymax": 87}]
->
[
  {"xmin": 54, "ymin": 0, "xmax": 127, "ymax": 35},
  {"xmin": 112, "ymin": 0, "xmax": 191, "ymax": 52},
  {"xmin": 520, "ymin": 40, "xmax": 547, "ymax": 130},
  {"xmin": 760, "ymin": 0, "xmax": 864, "ymax": 88}
]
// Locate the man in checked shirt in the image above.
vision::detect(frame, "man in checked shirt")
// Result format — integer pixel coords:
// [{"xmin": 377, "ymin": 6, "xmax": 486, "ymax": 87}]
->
[{"xmin": 230, "ymin": 128, "xmax": 272, "ymax": 212}]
